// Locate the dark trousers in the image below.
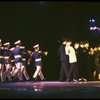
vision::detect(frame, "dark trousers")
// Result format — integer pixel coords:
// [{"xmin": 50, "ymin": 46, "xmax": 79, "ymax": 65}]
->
[
  {"xmin": 68, "ymin": 62, "xmax": 78, "ymax": 80},
  {"xmin": 59, "ymin": 61, "xmax": 69, "ymax": 80}
]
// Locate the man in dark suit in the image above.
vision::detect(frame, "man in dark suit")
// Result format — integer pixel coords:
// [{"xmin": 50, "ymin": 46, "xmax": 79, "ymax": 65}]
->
[{"xmin": 57, "ymin": 38, "xmax": 69, "ymax": 81}]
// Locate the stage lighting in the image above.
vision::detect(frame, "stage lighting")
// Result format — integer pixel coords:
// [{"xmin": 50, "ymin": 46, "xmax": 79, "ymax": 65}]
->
[
  {"xmin": 90, "ymin": 27, "xmax": 93, "ymax": 30},
  {"xmin": 89, "ymin": 19, "xmax": 96, "ymax": 23},
  {"xmin": 93, "ymin": 26, "xmax": 97, "ymax": 30},
  {"xmin": 89, "ymin": 20, "xmax": 92, "ymax": 22},
  {"xmin": 92, "ymin": 19, "xmax": 95, "ymax": 23}
]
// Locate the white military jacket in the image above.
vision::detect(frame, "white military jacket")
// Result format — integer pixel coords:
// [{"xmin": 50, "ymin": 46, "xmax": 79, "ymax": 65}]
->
[{"xmin": 65, "ymin": 45, "xmax": 77, "ymax": 63}]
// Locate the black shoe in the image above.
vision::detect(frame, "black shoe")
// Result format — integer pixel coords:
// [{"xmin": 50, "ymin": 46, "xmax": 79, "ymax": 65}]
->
[
  {"xmin": 59, "ymin": 79, "xmax": 63, "ymax": 82},
  {"xmin": 41, "ymin": 79, "xmax": 46, "ymax": 81},
  {"xmin": 26, "ymin": 79, "xmax": 30, "ymax": 82},
  {"xmin": 33, "ymin": 78, "xmax": 37, "ymax": 82},
  {"xmin": 11, "ymin": 76, "xmax": 14, "ymax": 79},
  {"xmin": 19, "ymin": 80, "xmax": 24, "ymax": 82}
]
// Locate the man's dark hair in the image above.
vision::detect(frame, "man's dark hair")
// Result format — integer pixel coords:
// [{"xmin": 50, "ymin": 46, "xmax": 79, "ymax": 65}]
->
[
  {"xmin": 62, "ymin": 38, "xmax": 67, "ymax": 42},
  {"xmin": 62, "ymin": 37, "xmax": 72, "ymax": 42}
]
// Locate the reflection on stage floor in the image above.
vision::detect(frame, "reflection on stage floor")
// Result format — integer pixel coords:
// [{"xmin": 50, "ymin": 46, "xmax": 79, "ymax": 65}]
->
[{"xmin": 0, "ymin": 81, "xmax": 100, "ymax": 98}]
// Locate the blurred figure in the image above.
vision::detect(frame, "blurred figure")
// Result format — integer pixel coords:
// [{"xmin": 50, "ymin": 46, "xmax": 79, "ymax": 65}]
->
[
  {"xmin": 89, "ymin": 47, "xmax": 96, "ymax": 80},
  {"xmin": 94, "ymin": 46, "xmax": 100, "ymax": 80},
  {"xmin": 74, "ymin": 42, "xmax": 80, "ymax": 80},
  {"xmin": 21, "ymin": 50, "xmax": 30, "ymax": 81},
  {"xmin": 0, "ymin": 39, "xmax": 5, "ymax": 82},
  {"xmin": 11, "ymin": 40, "xmax": 24, "ymax": 81},
  {"xmin": 65, "ymin": 39, "xmax": 78, "ymax": 82},
  {"xmin": 28, "ymin": 44, "xmax": 48, "ymax": 81},
  {"xmin": 83, "ymin": 41, "xmax": 91, "ymax": 80},
  {"xmin": 78, "ymin": 41, "xmax": 87, "ymax": 82},
  {"xmin": 4, "ymin": 42, "xmax": 12, "ymax": 81},
  {"xmin": 57, "ymin": 38, "xmax": 69, "ymax": 82},
  {"xmin": 10, "ymin": 51, "xmax": 16, "ymax": 79}
]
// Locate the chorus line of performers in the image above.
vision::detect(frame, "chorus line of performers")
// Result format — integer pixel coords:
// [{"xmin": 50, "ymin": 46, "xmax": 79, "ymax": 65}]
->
[
  {"xmin": 0, "ymin": 39, "xmax": 48, "ymax": 82},
  {"xmin": 0, "ymin": 38, "xmax": 100, "ymax": 82}
]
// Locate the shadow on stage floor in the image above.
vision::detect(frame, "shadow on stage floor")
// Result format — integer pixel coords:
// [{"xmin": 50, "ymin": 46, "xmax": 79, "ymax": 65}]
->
[{"xmin": 0, "ymin": 81, "xmax": 100, "ymax": 98}]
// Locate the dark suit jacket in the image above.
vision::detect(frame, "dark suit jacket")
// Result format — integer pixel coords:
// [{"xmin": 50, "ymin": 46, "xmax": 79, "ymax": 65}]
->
[{"xmin": 57, "ymin": 44, "xmax": 67, "ymax": 62}]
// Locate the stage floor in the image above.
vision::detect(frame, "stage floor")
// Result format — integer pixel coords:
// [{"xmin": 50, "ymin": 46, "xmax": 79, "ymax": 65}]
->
[{"xmin": 0, "ymin": 81, "xmax": 100, "ymax": 98}]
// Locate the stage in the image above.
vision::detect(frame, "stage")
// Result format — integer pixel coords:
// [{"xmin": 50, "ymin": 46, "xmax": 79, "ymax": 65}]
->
[{"xmin": 0, "ymin": 81, "xmax": 100, "ymax": 98}]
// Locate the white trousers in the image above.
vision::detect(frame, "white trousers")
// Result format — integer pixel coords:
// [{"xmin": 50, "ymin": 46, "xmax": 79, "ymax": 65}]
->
[
  {"xmin": 33, "ymin": 66, "xmax": 45, "ymax": 80},
  {"xmin": 21, "ymin": 65, "xmax": 30, "ymax": 80},
  {"xmin": 5, "ymin": 64, "xmax": 12, "ymax": 81},
  {"xmin": 13, "ymin": 62, "xmax": 23, "ymax": 81},
  {"xmin": 0, "ymin": 64, "xmax": 5, "ymax": 82}
]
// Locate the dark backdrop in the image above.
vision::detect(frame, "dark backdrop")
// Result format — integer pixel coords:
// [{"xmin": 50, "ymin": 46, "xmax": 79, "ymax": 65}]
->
[{"xmin": 0, "ymin": 1, "xmax": 100, "ymax": 80}]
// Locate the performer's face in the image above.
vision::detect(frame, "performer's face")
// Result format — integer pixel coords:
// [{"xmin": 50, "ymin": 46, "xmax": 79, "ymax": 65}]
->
[
  {"xmin": 74, "ymin": 43, "xmax": 79, "ymax": 49},
  {"xmin": 98, "ymin": 47, "xmax": 100, "ymax": 51},
  {"xmin": 63, "ymin": 41, "xmax": 66, "ymax": 45},
  {"xmin": 35, "ymin": 47, "xmax": 39, "ymax": 51},
  {"xmin": 67, "ymin": 41, "xmax": 72, "ymax": 46}
]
